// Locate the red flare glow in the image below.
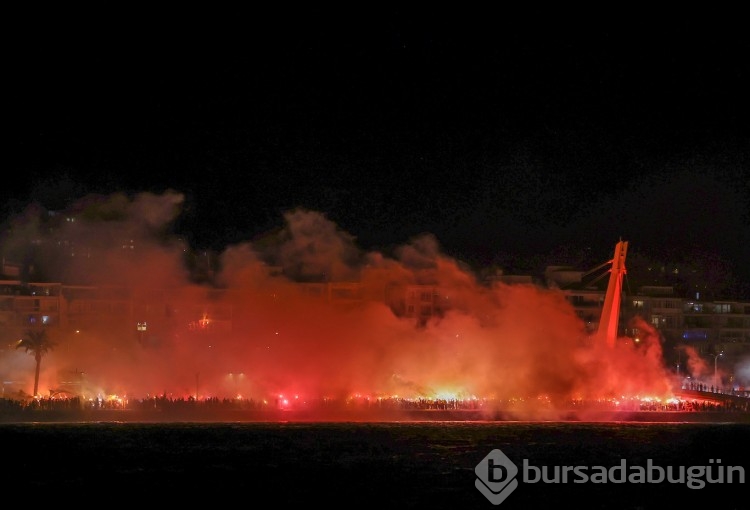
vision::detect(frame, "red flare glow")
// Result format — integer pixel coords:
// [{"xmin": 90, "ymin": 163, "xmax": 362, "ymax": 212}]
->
[{"xmin": 0, "ymin": 193, "xmax": 707, "ymax": 419}]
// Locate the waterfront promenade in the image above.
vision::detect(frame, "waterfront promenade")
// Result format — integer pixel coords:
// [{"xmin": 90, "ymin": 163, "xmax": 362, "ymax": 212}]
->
[{"xmin": 2, "ymin": 394, "xmax": 749, "ymax": 423}]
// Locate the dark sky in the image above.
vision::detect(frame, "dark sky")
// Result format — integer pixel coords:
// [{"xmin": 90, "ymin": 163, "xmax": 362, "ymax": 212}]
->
[{"xmin": 5, "ymin": 16, "xmax": 750, "ymax": 287}]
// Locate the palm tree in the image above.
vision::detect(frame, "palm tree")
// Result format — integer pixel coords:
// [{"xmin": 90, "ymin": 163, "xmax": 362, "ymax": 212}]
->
[{"xmin": 16, "ymin": 329, "xmax": 57, "ymax": 397}]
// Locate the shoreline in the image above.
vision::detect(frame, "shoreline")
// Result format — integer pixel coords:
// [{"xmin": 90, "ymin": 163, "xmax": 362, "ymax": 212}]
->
[{"xmin": 3, "ymin": 407, "xmax": 750, "ymax": 424}]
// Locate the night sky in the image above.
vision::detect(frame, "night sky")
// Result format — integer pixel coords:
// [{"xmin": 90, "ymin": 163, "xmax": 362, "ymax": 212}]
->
[{"xmin": 6, "ymin": 16, "xmax": 750, "ymax": 293}]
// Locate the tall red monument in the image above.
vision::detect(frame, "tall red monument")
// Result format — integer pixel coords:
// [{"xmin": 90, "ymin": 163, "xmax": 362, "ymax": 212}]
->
[{"xmin": 596, "ymin": 240, "xmax": 628, "ymax": 348}]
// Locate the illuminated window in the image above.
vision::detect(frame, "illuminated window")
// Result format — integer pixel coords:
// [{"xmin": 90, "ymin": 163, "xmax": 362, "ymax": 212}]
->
[{"xmin": 685, "ymin": 302, "xmax": 703, "ymax": 313}]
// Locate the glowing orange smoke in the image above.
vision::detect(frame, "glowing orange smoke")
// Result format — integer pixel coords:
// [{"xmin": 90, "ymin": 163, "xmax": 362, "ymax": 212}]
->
[{"xmin": 0, "ymin": 192, "xmax": 680, "ymax": 419}]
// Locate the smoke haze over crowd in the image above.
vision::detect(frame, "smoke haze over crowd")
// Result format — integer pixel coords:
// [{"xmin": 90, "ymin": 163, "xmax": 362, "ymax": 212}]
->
[{"xmin": 1, "ymin": 191, "xmax": 691, "ymax": 416}]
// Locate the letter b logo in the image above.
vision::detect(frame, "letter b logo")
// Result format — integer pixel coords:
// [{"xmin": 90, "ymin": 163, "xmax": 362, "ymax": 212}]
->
[
  {"xmin": 475, "ymin": 449, "xmax": 519, "ymax": 505},
  {"xmin": 488, "ymin": 458, "xmax": 509, "ymax": 482}
]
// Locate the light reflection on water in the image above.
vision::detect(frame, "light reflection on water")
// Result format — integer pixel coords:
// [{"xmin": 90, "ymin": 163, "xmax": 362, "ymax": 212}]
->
[{"xmin": 3, "ymin": 421, "xmax": 747, "ymax": 507}]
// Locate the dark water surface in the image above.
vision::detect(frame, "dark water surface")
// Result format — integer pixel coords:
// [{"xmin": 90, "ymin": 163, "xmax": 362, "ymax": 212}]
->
[{"xmin": 4, "ymin": 421, "xmax": 747, "ymax": 508}]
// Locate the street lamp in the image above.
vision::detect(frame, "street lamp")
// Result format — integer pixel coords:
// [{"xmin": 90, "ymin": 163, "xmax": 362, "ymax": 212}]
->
[{"xmin": 713, "ymin": 351, "xmax": 724, "ymax": 391}]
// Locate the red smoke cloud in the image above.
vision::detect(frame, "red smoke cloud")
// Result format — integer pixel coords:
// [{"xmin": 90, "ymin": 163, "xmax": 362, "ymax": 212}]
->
[{"xmin": 1, "ymin": 191, "xmax": 680, "ymax": 417}]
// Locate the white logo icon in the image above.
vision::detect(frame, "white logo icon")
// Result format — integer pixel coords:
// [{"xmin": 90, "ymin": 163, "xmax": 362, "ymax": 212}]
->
[{"xmin": 475, "ymin": 448, "xmax": 519, "ymax": 505}]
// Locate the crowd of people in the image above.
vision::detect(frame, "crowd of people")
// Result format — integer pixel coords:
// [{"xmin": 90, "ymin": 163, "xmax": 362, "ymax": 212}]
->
[{"xmin": 2, "ymin": 389, "xmax": 749, "ymax": 418}]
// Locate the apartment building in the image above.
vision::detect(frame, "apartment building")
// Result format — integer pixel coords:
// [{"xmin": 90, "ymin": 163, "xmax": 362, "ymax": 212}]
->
[{"xmin": 2, "ymin": 266, "xmax": 749, "ymax": 376}]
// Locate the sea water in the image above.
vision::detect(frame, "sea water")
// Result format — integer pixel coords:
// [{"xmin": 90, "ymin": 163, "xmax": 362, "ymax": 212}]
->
[{"xmin": 3, "ymin": 421, "xmax": 747, "ymax": 508}]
